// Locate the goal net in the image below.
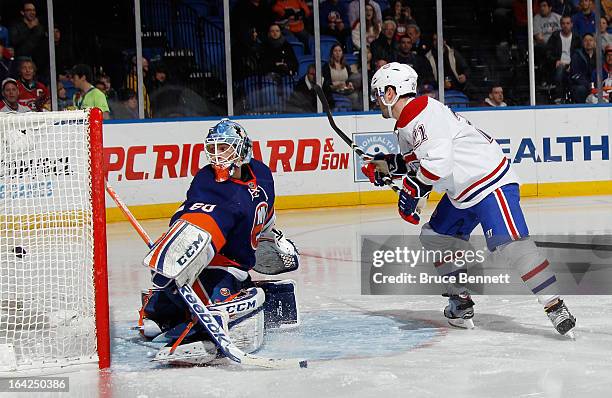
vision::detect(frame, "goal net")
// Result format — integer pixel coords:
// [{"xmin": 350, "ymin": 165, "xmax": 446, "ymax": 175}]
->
[{"xmin": 0, "ymin": 109, "xmax": 109, "ymax": 373}]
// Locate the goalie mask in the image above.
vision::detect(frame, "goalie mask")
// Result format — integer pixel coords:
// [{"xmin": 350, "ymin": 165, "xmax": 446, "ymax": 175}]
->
[
  {"xmin": 205, "ymin": 118, "xmax": 253, "ymax": 182},
  {"xmin": 370, "ymin": 62, "xmax": 418, "ymax": 118}
]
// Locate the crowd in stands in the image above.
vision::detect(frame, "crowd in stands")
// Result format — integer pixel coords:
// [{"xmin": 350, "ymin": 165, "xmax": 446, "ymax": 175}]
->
[
  {"xmin": 2, "ymin": 0, "xmax": 612, "ymax": 117},
  {"xmin": 532, "ymin": 0, "xmax": 612, "ymax": 103},
  {"xmin": 228, "ymin": 0, "xmax": 612, "ymax": 109},
  {"xmin": 0, "ymin": 1, "xmax": 165, "ymax": 118}
]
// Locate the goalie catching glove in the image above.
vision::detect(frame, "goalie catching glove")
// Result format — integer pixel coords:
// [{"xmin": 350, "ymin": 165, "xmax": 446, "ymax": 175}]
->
[{"xmin": 254, "ymin": 228, "xmax": 300, "ymax": 275}]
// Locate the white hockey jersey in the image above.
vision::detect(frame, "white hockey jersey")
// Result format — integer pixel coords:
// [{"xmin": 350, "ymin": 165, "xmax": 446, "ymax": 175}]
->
[{"xmin": 395, "ymin": 95, "xmax": 519, "ymax": 209}]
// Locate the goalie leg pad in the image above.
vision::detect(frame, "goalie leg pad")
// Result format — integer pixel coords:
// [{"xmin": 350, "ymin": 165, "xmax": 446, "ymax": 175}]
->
[
  {"xmin": 139, "ymin": 288, "xmax": 189, "ymax": 339},
  {"xmin": 209, "ymin": 287, "xmax": 266, "ymax": 353},
  {"xmin": 254, "ymin": 279, "xmax": 300, "ymax": 329},
  {"xmin": 153, "ymin": 309, "xmax": 229, "ymax": 365},
  {"xmin": 139, "ymin": 269, "xmax": 254, "ymax": 340},
  {"xmin": 156, "ymin": 288, "xmax": 266, "ymax": 358}
]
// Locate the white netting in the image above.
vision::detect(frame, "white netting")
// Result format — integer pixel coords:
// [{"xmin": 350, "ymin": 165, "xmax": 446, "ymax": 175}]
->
[{"xmin": 0, "ymin": 110, "xmax": 98, "ymax": 372}]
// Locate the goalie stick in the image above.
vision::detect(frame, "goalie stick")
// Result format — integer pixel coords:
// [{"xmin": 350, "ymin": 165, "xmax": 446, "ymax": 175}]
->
[
  {"xmin": 104, "ymin": 181, "xmax": 307, "ymax": 369},
  {"xmin": 312, "ymin": 84, "xmax": 426, "ymax": 213}
]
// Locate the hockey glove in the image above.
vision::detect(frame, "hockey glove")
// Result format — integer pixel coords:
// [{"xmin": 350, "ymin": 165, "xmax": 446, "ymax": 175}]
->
[
  {"xmin": 361, "ymin": 153, "xmax": 408, "ymax": 186},
  {"xmin": 398, "ymin": 174, "xmax": 432, "ymax": 225}
]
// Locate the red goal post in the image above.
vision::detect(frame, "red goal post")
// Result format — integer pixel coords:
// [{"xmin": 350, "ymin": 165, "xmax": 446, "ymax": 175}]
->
[{"xmin": 0, "ymin": 108, "xmax": 110, "ymax": 373}]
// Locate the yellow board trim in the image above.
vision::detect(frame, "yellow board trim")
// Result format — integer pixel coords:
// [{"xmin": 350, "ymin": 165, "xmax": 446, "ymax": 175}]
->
[{"xmin": 106, "ymin": 180, "xmax": 612, "ymax": 222}]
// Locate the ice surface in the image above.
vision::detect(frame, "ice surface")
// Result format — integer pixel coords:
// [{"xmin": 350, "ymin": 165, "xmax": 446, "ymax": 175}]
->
[{"xmin": 42, "ymin": 196, "xmax": 612, "ymax": 397}]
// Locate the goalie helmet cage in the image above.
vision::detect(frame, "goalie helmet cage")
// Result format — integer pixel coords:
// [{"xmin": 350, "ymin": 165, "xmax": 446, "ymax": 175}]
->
[{"xmin": 0, "ymin": 108, "xmax": 110, "ymax": 374}]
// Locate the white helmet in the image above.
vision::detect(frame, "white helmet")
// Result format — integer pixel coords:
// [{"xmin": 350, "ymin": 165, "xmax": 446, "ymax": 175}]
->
[{"xmin": 370, "ymin": 62, "xmax": 418, "ymax": 117}]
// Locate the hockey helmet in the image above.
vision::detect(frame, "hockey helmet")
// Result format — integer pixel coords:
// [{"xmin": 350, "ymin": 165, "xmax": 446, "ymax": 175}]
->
[
  {"xmin": 370, "ymin": 62, "xmax": 418, "ymax": 118},
  {"xmin": 205, "ymin": 118, "xmax": 253, "ymax": 182}
]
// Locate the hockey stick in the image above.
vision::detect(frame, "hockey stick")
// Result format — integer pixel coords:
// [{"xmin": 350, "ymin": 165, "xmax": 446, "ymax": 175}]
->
[
  {"xmin": 312, "ymin": 84, "xmax": 428, "ymax": 215},
  {"xmin": 104, "ymin": 181, "xmax": 307, "ymax": 369},
  {"xmin": 312, "ymin": 84, "xmax": 400, "ymax": 194}
]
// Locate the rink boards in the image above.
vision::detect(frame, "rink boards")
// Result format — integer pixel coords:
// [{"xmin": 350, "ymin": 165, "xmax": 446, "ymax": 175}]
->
[{"xmin": 103, "ymin": 106, "xmax": 612, "ymax": 221}]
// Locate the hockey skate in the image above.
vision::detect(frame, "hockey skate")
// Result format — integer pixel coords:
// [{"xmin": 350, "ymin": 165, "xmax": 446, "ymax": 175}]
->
[
  {"xmin": 443, "ymin": 292, "xmax": 475, "ymax": 329},
  {"xmin": 545, "ymin": 299, "xmax": 576, "ymax": 339}
]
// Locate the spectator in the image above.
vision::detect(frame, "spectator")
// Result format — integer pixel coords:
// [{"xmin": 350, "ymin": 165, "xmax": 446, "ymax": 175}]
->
[
  {"xmin": 534, "ymin": 1, "xmax": 561, "ymax": 45},
  {"xmin": 111, "ymin": 88, "xmax": 139, "ymax": 120},
  {"xmin": 0, "ymin": 41, "xmax": 14, "ymax": 82},
  {"xmin": 572, "ymin": 0, "xmax": 596, "ymax": 37},
  {"xmin": 16, "ymin": 58, "xmax": 49, "ymax": 111},
  {"xmin": 382, "ymin": 0, "xmax": 416, "ymax": 42},
  {"xmin": 272, "ymin": 0, "xmax": 311, "ymax": 50},
  {"xmin": 286, "ymin": 64, "xmax": 334, "ymax": 113},
  {"xmin": 604, "ymin": 1, "xmax": 612, "ymax": 21},
  {"xmin": 54, "ymin": 26, "xmax": 75, "ymax": 76},
  {"xmin": 233, "ymin": 27, "xmax": 263, "ymax": 79},
  {"xmin": 231, "ymin": 0, "xmax": 273, "ymax": 43},
  {"xmin": 570, "ymin": 32, "xmax": 598, "ymax": 102},
  {"xmin": 320, "ymin": 0, "xmax": 350, "ymax": 45},
  {"xmin": 322, "ymin": 43, "xmax": 359, "ymax": 109},
  {"xmin": 534, "ymin": 1, "xmax": 561, "ymax": 83},
  {"xmin": 70, "ymin": 64, "xmax": 110, "ymax": 119},
  {"xmin": 424, "ymin": 34, "xmax": 470, "ymax": 95},
  {"xmin": 396, "ymin": 36, "xmax": 434, "ymax": 86},
  {"xmin": 368, "ymin": 58, "xmax": 388, "ymax": 109},
  {"xmin": 151, "ymin": 65, "xmax": 169, "ymax": 92},
  {"xmin": 126, "ymin": 56, "xmax": 151, "ymax": 117},
  {"xmin": 366, "ymin": 45, "xmax": 375, "ymax": 82},
  {"xmin": 482, "ymin": 84, "xmax": 508, "ymax": 107},
  {"xmin": 0, "ymin": 78, "xmax": 30, "ymax": 112},
  {"xmin": 57, "ymin": 80, "xmax": 73, "ymax": 111},
  {"xmin": 586, "ymin": 45, "xmax": 612, "ymax": 102},
  {"xmin": 351, "ymin": 3, "xmax": 381, "ymax": 50},
  {"xmin": 262, "ymin": 24, "xmax": 298, "ymax": 76},
  {"xmin": 94, "ymin": 79, "xmax": 107, "ymax": 98},
  {"xmin": 374, "ymin": 58, "xmax": 388, "ymax": 70},
  {"xmin": 371, "ymin": 20, "xmax": 398, "ymax": 63},
  {"xmin": 547, "ymin": 15, "xmax": 582, "ymax": 100},
  {"xmin": 383, "ymin": 0, "xmax": 414, "ymax": 24},
  {"xmin": 406, "ymin": 24, "xmax": 428, "ymax": 56},
  {"xmin": 349, "ymin": 0, "xmax": 382, "ymax": 30},
  {"xmin": 599, "ymin": 17, "xmax": 612, "ymax": 48},
  {"xmin": 9, "ymin": 2, "xmax": 47, "ymax": 77},
  {"xmin": 550, "ymin": 0, "xmax": 576, "ymax": 16},
  {"xmin": 97, "ymin": 73, "xmax": 117, "ymax": 101}
]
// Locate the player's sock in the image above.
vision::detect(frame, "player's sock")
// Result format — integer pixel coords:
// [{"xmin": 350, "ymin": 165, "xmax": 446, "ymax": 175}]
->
[
  {"xmin": 544, "ymin": 298, "xmax": 576, "ymax": 336},
  {"xmin": 443, "ymin": 292, "xmax": 475, "ymax": 329}
]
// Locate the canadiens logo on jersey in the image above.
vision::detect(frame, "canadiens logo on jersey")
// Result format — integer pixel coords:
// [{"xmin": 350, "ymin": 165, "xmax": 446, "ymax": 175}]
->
[
  {"xmin": 412, "ymin": 124, "xmax": 427, "ymax": 149},
  {"xmin": 250, "ymin": 202, "xmax": 269, "ymax": 249}
]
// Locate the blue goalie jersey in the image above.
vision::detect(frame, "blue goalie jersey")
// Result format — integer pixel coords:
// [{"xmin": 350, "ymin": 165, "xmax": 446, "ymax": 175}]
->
[{"xmin": 170, "ymin": 159, "xmax": 276, "ymax": 275}]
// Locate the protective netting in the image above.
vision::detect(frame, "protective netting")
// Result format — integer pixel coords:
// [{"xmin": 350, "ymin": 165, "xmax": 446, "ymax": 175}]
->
[{"xmin": 0, "ymin": 110, "xmax": 98, "ymax": 371}]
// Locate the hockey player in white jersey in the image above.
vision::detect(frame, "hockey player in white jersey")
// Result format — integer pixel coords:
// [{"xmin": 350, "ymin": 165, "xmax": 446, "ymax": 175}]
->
[{"xmin": 364, "ymin": 62, "xmax": 576, "ymax": 336}]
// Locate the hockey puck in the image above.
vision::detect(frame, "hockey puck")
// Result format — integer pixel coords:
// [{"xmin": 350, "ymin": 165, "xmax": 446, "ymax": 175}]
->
[{"xmin": 12, "ymin": 246, "xmax": 27, "ymax": 258}]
